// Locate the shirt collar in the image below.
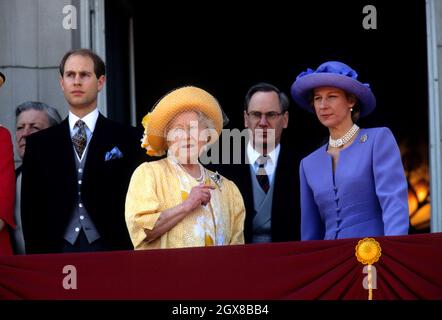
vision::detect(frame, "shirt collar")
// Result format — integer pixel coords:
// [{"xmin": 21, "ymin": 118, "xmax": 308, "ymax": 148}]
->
[
  {"xmin": 69, "ymin": 108, "xmax": 99, "ymax": 133},
  {"xmin": 247, "ymin": 142, "xmax": 281, "ymax": 166}
]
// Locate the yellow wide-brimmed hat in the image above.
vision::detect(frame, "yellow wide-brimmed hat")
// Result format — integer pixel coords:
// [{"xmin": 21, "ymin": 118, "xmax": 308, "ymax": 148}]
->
[
  {"xmin": 0, "ymin": 72, "xmax": 5, "ymax": 88},
  {"xmin": 141, "ymin": 86, "xmax": 224, "ymax": 156}
]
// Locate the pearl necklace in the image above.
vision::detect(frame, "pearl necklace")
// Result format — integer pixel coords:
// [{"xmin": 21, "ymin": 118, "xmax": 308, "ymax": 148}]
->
[
  {"xmin": 195, "ymin": 169, "xmax": 205, "ymax": 182},
  {"xmin": 174, "ymin": 158, "xmax": 205, "ymax": 182},
  {"xmin": 329, "ymin": 124, "xmax": 359, "ymax": 148}
]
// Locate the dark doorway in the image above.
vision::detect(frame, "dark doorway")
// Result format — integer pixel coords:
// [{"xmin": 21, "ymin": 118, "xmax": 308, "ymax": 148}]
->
[
  {"xmin": 107, "ymin": 0, "xmax": 428, "ymax": 143},
  {"xmin": 105, "ymin": 0, "xmax": 429, "ymax": 233}
]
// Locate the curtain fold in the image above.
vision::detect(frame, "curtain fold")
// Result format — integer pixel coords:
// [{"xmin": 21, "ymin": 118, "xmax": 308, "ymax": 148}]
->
[{"xmin": 1, "ymin": 233, "xmax": 441, "ymax": 299}]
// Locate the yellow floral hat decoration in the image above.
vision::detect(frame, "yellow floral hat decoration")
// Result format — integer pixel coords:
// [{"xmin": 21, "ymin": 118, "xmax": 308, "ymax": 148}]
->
[{"xmin": 141, "ymin": 86, "xmax": 224, "ymax": 157}]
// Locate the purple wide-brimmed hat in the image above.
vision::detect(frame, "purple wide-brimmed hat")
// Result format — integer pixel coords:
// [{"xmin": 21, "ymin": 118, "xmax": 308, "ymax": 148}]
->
[{"xmin": 290, "ymin": 61, "xmax": 376, "ymax": 117}]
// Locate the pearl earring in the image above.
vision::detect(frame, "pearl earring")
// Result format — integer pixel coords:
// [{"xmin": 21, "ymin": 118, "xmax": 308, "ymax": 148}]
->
[{"xmin": 350, "ymin": 108, "xmax": 354, "ymax": 112}]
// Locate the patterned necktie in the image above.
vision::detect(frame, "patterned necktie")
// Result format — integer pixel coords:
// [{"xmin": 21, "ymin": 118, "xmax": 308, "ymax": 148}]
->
[
  {"xmin": 256, "ymin": 155, "xmax": 270, "ymax": 193},
  {"xmin": 72, "ymin": 120, "xmax": 87, "ymax": 158}
]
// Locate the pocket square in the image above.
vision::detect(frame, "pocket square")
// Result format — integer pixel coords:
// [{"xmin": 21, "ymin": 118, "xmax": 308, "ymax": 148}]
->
[{"xmin": 105, "ymin": 146, "xmax": 123, "ymax": 161}]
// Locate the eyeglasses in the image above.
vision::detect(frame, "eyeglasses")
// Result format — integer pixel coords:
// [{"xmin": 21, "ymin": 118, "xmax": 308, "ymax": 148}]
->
[{"xmin": 246, "ymin": 111, "xmax": 284, "ymax": 121}]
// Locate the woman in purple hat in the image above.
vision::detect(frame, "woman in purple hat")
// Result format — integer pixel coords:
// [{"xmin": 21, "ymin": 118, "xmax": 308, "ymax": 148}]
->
[{"xmin": 291, "ymin": 61, "xmax": 409, "ymax": 240}]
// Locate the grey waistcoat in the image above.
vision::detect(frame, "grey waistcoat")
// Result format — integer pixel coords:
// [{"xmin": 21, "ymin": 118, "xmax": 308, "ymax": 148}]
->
[
  {"xmin": 63, "ymin": 146, "xmax": 101, "ymax": 245},
  {"xmin": 250, "ymin": 165, "xmax": 275, "ymax": 243}
]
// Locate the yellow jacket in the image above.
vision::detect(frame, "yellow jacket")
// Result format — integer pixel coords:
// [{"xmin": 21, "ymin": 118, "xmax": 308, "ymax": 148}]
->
[{"xmin": 125, "ymin": 158, "xmax": 245, "ymax": 250}]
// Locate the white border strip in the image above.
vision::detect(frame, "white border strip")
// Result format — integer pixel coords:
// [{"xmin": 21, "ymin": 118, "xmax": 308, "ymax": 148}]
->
[{"xmin": 426, "ymin": 0, "xmax": 442, "ymax": 232}]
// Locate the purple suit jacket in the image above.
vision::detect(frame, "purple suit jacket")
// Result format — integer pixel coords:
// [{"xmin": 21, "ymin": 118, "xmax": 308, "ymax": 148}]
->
[{"xmin": 299, "ymin": 127, "xmax": 409, "ymax": 240}]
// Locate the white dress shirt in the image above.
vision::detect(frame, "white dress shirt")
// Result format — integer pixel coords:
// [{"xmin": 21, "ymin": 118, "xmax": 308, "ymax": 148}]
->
[{"xmin": 68, "ymin": 109, "xmax": 99, "ymax": 161}]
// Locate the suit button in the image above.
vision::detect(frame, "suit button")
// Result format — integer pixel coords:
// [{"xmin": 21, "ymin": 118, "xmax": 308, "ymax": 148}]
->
[
  {"xmin": 79, "ymin": 203, "xmax": 83, "ymax": 208},
  {"xmin": 78, "ymin": 168, "xmax": 83, "ymax": 173},
  {"xmin": 80, "ymin": 215, "xmax": 84, "ymax": 220},
  {"xmin": 334, "ymin": 196, "xmax": 339, "ymax": 201},
  {"xmin": 336, "ymin": 207, "xmax": 341, "ymax": 212},
  {"xmin": 75, "ymin": 227, "xmax": 80, "ymax": 232},
  {"xmin": 78, "ymin": 180, "xmax": 82, "ymax": 185},
  {"xmin": 336, "ymin": 217, "xmax": 342, "ymax": 223}
]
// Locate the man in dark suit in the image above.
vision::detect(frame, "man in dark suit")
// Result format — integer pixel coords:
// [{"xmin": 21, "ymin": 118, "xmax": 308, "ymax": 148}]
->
[
  {"xmin": 13, "ymin": 101, "xmax": 62, "ymax": 254},
  {"xmin": 21, "ymin": 49, "xmax": 145, "ymax": 254},
  {"xmin": 212, "ymin": 83, "xmax": 301, "ymax": 243}
]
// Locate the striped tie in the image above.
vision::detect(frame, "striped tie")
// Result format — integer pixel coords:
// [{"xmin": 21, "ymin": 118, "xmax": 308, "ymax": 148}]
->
[
  {"xmin": 256, "ymin": 155, "xmax": 270, "ymax": 193},
  {"xmin": 72, "ymin": 120, "xmax": 87, "ymax": 158}
]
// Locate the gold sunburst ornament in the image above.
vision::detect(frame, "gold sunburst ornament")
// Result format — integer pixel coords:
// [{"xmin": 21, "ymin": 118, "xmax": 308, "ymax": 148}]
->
[{"xmin": 355, "ymin": 238, "xmax": 382, "ymax": 300}]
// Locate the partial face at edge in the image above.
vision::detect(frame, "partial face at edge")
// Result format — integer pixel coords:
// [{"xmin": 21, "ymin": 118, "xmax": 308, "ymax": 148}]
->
[{"xmin": 16, "ymin": 109, "xmax": 51, "ymax": 159}]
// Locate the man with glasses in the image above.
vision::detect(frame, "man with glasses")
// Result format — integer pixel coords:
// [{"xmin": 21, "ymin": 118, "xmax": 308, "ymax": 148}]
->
[{"xmin": 215, "ymin": 83, "xmax": 302, "ymax": 243}]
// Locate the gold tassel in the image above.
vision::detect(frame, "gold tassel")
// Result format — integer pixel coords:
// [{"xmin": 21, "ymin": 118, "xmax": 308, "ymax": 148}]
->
[
  {"xmin": 355, "ymin": 238, "xmax": 382, "ymax": 300},
  {"xmin": 367, "ymin": 264, "xmax": 373, "ymax": 300}
]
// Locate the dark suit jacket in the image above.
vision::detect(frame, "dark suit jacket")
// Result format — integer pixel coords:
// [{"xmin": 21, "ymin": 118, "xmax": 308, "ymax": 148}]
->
[
  {"xmin": 210, "ymin": 139, "xmax": 302, "ymax": 243},
  {"xmin": 21, "ymin": 113, "xmax": 146, "ymax": 254}
]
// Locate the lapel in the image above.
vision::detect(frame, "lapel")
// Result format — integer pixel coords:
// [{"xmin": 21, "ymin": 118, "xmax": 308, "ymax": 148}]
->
[
  {"xmin": 240, "ymin": 147, "xmax": 256, "ymax": 243},
  {"xmin": 59, "ymin": 119, "xmax": 77, "ymax": 187},
  {"xmin": 270, "ymin": 142, "xmax": 303, "ymax": 241},
  {"xmin": 82, "ymin": 113, "xmax": 109, "ymax": 184},
  {"xmin": 272, "ymin": 144, "xmax": 286, "ymax": 203},
  {"xmin": 240, "ymin": 147, "xmax": 254, "ymax": 215},
  {"xmin": 271, "ymin": 144, "xmax": 296, "ymax": 217}
]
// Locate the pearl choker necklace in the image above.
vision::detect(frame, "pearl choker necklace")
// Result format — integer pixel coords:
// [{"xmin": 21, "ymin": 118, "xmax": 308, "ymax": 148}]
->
[{"xmin": 329, "ymin": 124, "xmax": 360, "ymax": 148}]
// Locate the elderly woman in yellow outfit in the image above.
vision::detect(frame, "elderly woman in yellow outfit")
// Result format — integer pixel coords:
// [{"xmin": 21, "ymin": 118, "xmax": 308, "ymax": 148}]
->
[{"xmin": 125, "ymin": 86, "xmax": 245, "ymax": 250}]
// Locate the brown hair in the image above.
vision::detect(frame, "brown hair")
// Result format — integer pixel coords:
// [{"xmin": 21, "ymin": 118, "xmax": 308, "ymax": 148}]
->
[
  {"xmin": 59, "ymin": 48, "xmax": 106, "ymax": 78},
  {"xmin": 345, "ymin": 92, "xmax": 360, "ymax": 123},
  {"xmin": 244, "ymin": 82, "xmax": 290, "ymax": 113}
]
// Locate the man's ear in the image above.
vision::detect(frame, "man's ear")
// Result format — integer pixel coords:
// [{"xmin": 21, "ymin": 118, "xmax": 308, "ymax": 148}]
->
[
  {"xmin": 59, "ymin": 76, "xmax": 65, "ymax": 92},
  {"xmin": 97, "ymin": 75, "xmax": 105, "ymax": 91},
  {"xmin": 283, "ymin": 111, "xmax": 289, "ymax": 129},
  {"xmin": 244, "ymin": 110, "xmax": 249, "ymax": 128}
]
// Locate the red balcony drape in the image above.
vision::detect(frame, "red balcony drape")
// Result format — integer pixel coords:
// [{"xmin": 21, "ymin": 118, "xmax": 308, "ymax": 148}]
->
[{"xmin": 0, "ymin": 233, "xmax": 441, "ymax": 299}]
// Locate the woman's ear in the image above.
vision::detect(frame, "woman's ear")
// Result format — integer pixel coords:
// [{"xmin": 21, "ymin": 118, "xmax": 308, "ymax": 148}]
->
[{"xmin": 347, "ymin": 94, "xmax": 357, "ymax": 108}]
